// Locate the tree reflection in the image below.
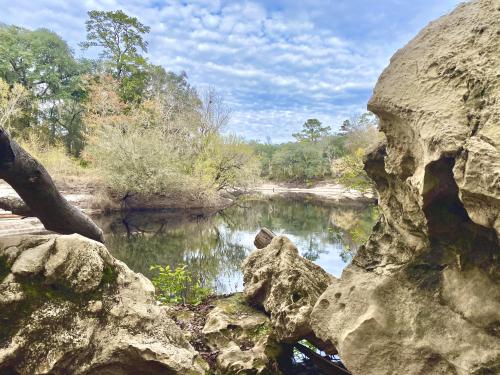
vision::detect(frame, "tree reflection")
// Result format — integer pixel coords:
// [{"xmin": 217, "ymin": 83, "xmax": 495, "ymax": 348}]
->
[{"xmin": 94, "ymin": 196, "xmax": 378, "ymax": 293}]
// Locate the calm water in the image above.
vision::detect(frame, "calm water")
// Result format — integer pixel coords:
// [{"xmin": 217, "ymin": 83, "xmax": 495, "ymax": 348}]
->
[{"xmin": 94, "ymin": 195, "xmax": 378, "ymax": 294}]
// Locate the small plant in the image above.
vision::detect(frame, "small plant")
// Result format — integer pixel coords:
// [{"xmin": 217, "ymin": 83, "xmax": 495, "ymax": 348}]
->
[{"xmin": 150, "ymin": 264, "xmax": 212, "ymax": 305}]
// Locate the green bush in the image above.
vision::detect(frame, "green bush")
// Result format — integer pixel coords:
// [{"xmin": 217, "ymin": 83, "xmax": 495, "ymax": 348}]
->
[
  {"xmin": 269, "ymin": 142, "xmax": 331, "ymax": 182},
  {"xmin": 150, "ymin": 264, "xmax": 212, "ymax": 305}
]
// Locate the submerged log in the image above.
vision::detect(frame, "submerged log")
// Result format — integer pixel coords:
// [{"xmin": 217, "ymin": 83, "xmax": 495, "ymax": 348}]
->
[
  {"xmin": 254, "ymin": 227, "xmax": 275, "ymax": 249},
  {"xmin": 0, "ymin": 128, "xmax": 104, "ymax": 243}
]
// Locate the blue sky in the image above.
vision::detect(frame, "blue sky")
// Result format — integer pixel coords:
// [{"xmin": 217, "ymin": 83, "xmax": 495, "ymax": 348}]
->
[{"xmin": 0, "ymin": 0, "xmax": 463, "ymax": 142}]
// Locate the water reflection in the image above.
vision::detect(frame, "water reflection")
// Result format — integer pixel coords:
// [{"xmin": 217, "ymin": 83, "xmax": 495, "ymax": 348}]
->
[{"xmin": 94, "ymin": 195, "xmax": 378, "ymax": 294}]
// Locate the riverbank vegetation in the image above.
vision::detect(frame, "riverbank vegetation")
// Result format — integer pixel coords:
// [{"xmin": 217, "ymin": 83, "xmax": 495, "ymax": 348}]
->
[
  {"xmin": 0, "ymin": 9, "xmax": 381, "ymax": 207},
  {"xmin": 250, "ymin": 113, "xmax": 381, "ymax": 191}
]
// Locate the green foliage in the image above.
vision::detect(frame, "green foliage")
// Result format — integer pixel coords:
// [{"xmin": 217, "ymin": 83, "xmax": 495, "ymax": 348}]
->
[
  {"xmin": 88, "ymin": 122, "xmax": 259, "ymax": 199},
  {"xmin": 150, "ymin": 264, "xmax": 212, "ymax": 305},
  {"xmin": 0, "ymin": 25, "xmax": 88, "ymax": 154},
  {"xmin": 269, "ymin": 142, "xmax": 331, "ymax": 182},
  {"xmin": 192, "ymin": 134, "xmax": 260, "ymax": 191},
  {"xmin": 249, "ymin": 113, "xmax": 380, "ymax": 188},
  {"xmin": 81, "ymin": 10, "xmax": 151, "ymax": 102},
  {"xmin": 292, "ymin": 118, "xmax": 331, "ymax": 143},
  {"xmin": 332, "ymin": 148, "xmax": 373, "ymax": 191}
]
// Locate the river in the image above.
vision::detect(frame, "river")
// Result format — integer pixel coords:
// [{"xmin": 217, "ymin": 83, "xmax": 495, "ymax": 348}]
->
[{"xmin": 94, "ymin": 195, "xmax": 378, "ymax": 295}]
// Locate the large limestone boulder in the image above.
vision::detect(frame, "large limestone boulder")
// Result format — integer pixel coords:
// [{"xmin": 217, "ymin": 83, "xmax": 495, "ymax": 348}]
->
[
  {"xmin": 0, "ymin": 234, "xmax": 208, "ymax": 374},
  {"xmin": 311, "ymin": 1, "xmax": 500, "ymax": 374},
  {"xmin": 242, "ymin": 236, "xmax": 334, "ymax": 345},
  {"xmin": 202, "ymin": 293, "xmax": 283, "ymax": 374}
]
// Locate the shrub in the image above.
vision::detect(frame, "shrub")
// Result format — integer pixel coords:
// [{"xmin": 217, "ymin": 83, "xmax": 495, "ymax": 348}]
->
[
  {"xmin": 269, "ymin": 142, "xmax": 330, "ymax": 182},
  {"xmin": 20, "ymin": 133, "xmax": 93, "ymax": 184},
  {"xmin": 150, "ymin": 264, "xmax": 212, "ymax": 305},
  {"xmin": 332, "ymin": 148, "xmax": 373, "ymax": 192}
]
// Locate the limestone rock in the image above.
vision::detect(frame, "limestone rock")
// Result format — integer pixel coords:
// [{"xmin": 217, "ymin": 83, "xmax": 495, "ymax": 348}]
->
[
  {"xmin": 0, "ymin": 234, "xmax": 208, "ymax": 374},
  {"xmin": 311, "ymin": 1, "xmax": 500, "ymax": 374},
  {"xmin": 202, "ymin": 293, "xmax": 282, "ymax": 374},
  {"xmin": 242, "ymin": 236, "xmax": 334, "ymax": 344}
]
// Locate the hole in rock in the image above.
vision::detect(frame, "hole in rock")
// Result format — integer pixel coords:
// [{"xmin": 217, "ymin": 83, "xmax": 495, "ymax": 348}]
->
[
  {"xmin": 416, "ymin": 157, "xmax": 499, "ymax": 281},
  {"xmin": 279, "ymin": 339, "xmax": 351, "ymax": 375}
]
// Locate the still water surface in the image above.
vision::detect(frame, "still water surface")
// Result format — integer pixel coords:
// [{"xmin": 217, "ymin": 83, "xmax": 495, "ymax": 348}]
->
[{"xmin": 95, "ymin": 196, "xmax": 378, "ymax": 294}]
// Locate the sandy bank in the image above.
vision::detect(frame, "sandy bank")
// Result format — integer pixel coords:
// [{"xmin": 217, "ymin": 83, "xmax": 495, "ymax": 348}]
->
[{"xmin": 252, "ymin": 183, "xmax": 376, "ymax": 204}]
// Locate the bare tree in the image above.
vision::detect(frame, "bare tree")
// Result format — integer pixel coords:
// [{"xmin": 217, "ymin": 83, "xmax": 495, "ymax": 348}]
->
[{"xmin": 199, "ymin": 87, "xmax": 231, "ymax": 136}]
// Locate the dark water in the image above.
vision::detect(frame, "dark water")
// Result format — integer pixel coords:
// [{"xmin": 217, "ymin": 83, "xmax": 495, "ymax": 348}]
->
[{"xmin": 95, "ymin": 195, "xmax": 378, "ymax": 294}]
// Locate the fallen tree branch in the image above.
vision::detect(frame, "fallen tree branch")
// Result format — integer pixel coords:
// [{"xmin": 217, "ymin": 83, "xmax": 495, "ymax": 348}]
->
[
  {"xmin": 0, "ymin": 196, "xmax": 33, "ymax": 216},
  {"xmin": 0, "ymin": 128, "xmax": 104, "ymax": 243}
]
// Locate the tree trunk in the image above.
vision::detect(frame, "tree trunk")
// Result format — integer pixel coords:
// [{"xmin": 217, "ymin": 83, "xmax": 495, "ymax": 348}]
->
[
  {"xmin": 0, "ymin": 128, "xmax": 104, "ymax": 243},
  {"xmin": 254, "ymin": 227, "xmax": 275, "ymax": 249}
]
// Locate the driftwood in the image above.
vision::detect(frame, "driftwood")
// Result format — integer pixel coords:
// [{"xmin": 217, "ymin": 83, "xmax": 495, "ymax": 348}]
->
[
  {"xmin": 254, "ymin": 227, "xmax": 276, "ymax": 249},
  {"xmin": 0, "ymin": 196, "xmax": 33, "ymax": 216},
  {"xmin": 0, "ymin": 128, "xmax": 104, "ymax": 243}
]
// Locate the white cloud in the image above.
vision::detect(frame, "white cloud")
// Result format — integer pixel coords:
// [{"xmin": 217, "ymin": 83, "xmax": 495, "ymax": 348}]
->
[{"xmin": 0, "ymin": 0, "xmax": 464, "ymax": 141}]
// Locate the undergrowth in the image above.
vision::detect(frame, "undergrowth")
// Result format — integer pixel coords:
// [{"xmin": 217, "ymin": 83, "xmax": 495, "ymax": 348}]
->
[{"xmin": 150, "ymin": 264, "xmax": 212, "ymax": 305}]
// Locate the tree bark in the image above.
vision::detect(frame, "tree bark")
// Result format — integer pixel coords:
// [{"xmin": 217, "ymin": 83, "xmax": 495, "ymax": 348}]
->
[{"xmin": 0, "ymin": 128, "xmax": 104, "ymax": 243}]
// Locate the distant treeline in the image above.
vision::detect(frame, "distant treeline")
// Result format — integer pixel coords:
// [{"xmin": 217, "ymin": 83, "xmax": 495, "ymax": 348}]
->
[{"xmin": 249, "ymin": 114, "xmax": 381, "ymax": 190}]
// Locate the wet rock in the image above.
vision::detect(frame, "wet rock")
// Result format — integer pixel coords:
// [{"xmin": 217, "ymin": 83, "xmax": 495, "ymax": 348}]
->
[
  {"xmin": 202, "ymin": 293, "xmax": 283, "ymax": 374},
  {"xmin": 242, "ymin": 236, "xmax": 334, "ymax": 344},
  {"xmin": 311, "ymin": 1, "xmax": 500, "ymax": 374},
  {"xmin": 0, "ymin": 234, "xmax": 208, "ymax": 374}
]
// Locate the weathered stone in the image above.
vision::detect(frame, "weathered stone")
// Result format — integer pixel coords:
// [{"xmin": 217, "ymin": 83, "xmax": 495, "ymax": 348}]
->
[
  {"xmin": 242, "ymin": 236, "xmax": 334, "ymax": 344},
  {"xmin": 202, "ymin": 293, "xmax": 283, "ymax": 374},
  {"xmin": 0, "ymin": 234, "xmax": 208, "ymax": 375},
  {"xmin": 311, "ymin": 1, "xmax": 500, "ymax": 374}
]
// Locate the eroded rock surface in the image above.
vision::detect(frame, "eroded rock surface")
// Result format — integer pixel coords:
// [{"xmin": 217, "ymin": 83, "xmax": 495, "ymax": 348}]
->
[
  {"xmin": 242, "ymin": 236, "xmax": 334, "ymax": 345},
  {"xmin": 0, "ymin": 234, "xmax": 208, "ymax": 374},
  {"xmin": 311, "ymin": 1, "xmax": 500, "ymax": 374},
  {"xmin": 202, "ymin": 293, "xmax": 283, "ymax": 374}
]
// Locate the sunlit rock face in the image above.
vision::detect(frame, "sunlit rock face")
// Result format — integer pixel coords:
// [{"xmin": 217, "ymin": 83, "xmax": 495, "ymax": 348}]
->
[
  {"xmin": 0, "ymin": 234, "xmax": 208, "ymax": 375},
  {"xmin": 311, "ymin": 1, "xmax": 500, "ymax": 374},
  {"xmin": 202, "ymin": 293, "xmax": 282, "ymax": 374},
  {"xmin": 242, "ymin": 236, "xmax": 334, "ymax": 345}
]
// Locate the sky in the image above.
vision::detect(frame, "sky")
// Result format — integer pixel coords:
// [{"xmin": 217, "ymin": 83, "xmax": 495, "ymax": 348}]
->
[{"xmin": 0, "ymin": 0, "xmax": 464, "ymax": 142}]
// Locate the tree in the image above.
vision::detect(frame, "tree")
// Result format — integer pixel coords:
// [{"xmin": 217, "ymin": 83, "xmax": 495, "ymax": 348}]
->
[
  {"xmin": 270, "ymin": 142, "xmax": 330, "ymax": 181},
  {"xmin": 198, "ymin": 87, "xmax": 231, "ymax": 136},
  {"xmin": 81, "ymin": 10, "xmax": 150, "ymax": 101},
  {"xmin": 292, "ymin": 118, "xmax": 331, "ymax": 143},
  {"xmin": 339, "ymin": 112, "xmax": 379, "ymax": 152},
  {"xmin": 0, "ymin": 25, "xmax": 85, "ymax": 139}
]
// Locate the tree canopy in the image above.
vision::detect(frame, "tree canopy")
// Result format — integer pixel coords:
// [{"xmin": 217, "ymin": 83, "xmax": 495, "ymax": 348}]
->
[
  {"xmin": 292, "ymin": 118, "xmax": 331, "ymax": 142},
  {"xmin": 81, "ymin": 10, "xmax": 151, "ymax": 102}
]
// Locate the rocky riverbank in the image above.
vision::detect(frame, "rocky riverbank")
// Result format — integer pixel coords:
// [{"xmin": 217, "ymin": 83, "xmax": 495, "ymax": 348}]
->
[{"xmin": 0, "ymin": 0, "xmax": 498, "ymax": 374}]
